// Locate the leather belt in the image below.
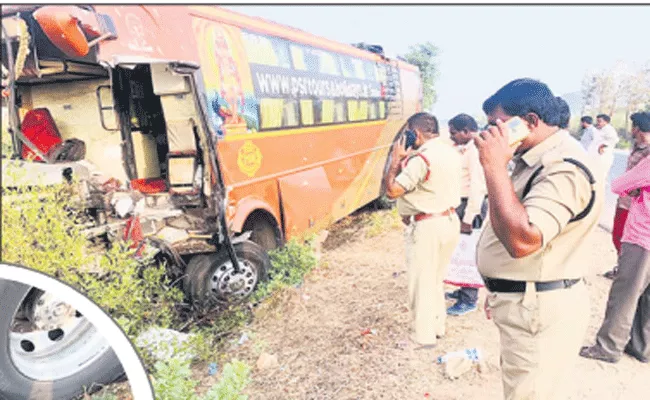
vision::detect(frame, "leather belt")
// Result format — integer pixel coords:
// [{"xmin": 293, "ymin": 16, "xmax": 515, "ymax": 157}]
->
[
  {"xmin": 414, "ymin": 207, "xmax": 456, "ymax": 222},
  {"xmin": 483, "ymin": 277, "xmax": 581, "ymax": 293}
]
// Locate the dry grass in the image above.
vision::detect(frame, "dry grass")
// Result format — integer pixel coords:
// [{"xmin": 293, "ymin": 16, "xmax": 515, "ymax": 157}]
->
[{"xmin": 203, "ymin": 210, "xmax": 648, "ymax": 400}]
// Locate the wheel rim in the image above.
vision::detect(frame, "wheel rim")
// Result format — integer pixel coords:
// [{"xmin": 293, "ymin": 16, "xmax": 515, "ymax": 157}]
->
[
  {"xmin": 8, "ymin": 291, "xmax": 111, "ymax": 381},
  {"xmin": 209, "ymin": 259, "xmax": 258, "ymax": 302}
]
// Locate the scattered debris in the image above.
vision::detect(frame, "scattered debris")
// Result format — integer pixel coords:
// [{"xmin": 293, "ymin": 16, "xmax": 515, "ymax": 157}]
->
[
  {"xmin": 360, "ymin": 328, "xmax": 377, "ymax": 336},
  {"xmin": 135, "ymin": 327, "xmax": 194, "ymax": 362},
  {"xmin": 256, "ymin": 352, "xmax": 279, "ymax": 370},
  {"xmin": 238, "ymin": 332, "xmax": 250, "ymax": 346},
  {"xmin": 156, "ymin": 226, "xmax": 191, "ymax": 244},
  {"xmin": 437, "ymin": 348, "xmax": 482, "ymax": 380},
  {"xmin": 208, "ymin": 362, "xmax": 219, "ymax": 376},
  {"xmin": 444, "ymin": 356, "xmax": 474, "ymax": 380}
]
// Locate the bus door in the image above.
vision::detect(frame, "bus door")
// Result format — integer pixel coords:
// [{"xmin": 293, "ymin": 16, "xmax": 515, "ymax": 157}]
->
[{"xmin": 111, "ymin": 62, "xmax": 210, "ymax": 208}]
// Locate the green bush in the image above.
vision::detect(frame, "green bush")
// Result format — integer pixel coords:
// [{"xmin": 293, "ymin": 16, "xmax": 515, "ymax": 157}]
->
[
  {"xmin": 1, "ymin": 108, "xmax": 13, "ymax": 157},
  {"xmin": 0, "ymin": 173, "xmax": 184, "ymax": 339},
  {"xmin": 153, "ymin": 358, "xmax": 250, "ymax": 400},
  {"xmin": 1, "ymin": 156, "xmax": 318, "ymax": 399},
  {"xmin": 253, "ymin": 236, "xmax": 318, "ymax": 301}
]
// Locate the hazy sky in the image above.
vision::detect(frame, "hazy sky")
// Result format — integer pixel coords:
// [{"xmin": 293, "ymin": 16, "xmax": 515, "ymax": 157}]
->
[{"xmin": 227, "ymin": 5, "xmax": 649, "ymax": 121}]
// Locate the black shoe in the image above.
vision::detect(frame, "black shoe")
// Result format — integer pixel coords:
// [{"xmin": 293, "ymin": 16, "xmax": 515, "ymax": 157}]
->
[
  {"xmin": 603, "ymin": 267, "xmax": 618, "ymax": 280},
  {"xmin": 624, "ymin": 345, "xmax": 649, "ymax": 363},
  {"xmin": 444, "ymin": 290, "xmax": 460, "ymax": 301},
  {"xmin": 580, "ymin": 345, "xmax": 620, "ymax": 363}
]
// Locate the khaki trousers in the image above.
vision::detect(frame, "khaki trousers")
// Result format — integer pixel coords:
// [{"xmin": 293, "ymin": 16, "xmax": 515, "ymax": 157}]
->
[
  {"xmin": 596, "ymin": 242, "xmax": 650, "ymax": 359},
  {"xmin": 405, "ymin": 213, "xmax": 460, "ymax": 345},
  {"xmin": 487, "ymin": 280, "xmax": 589, "ymax": 400}
]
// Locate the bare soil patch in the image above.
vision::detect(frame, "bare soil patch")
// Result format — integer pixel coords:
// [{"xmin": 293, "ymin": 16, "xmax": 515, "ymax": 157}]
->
[{"xmin": 209, "ymin": 210, "xmax": 650, "ymax": 399}]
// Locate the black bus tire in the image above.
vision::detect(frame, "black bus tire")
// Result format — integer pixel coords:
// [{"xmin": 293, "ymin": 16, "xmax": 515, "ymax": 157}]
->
[
  {"xmin": 183, "ymin": 240, "xmax": 270, "ymax": 309},
  {"xmin": 0, "ymin": 280, "xmax": 124, "ymax": 400}
]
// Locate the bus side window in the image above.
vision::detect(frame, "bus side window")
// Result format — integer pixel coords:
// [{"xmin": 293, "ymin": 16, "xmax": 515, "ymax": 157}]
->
[
  {"xmin": 243, "ymin": 31, "xmax": 291, "ymax": 69},
  {"xmin": 340, "ymin": 56, "xmax": 355, "ymax": 78},
  {"xmin": 347, "ymin": 100, "xmax": 369, "ymax": 122},
  {"xmin": 318, "ymin": 100, "xmax": 334, "ymax": 124},
  {"xmin": 290, "ymin": 46, "xmax": 306, "ymax": 70},
  {"xmin": 300, "ymin": 100, "xmax": 314, "ymax": 126},
  {"xmin": 334, "ymin": 101, "xmax": 346, "ymax": 123},
  {"xmin": 363, "ymin": 61, "xmax": 378, "ymax": 82},
  {"xmin": 316, "ymin": 50, "xmax": 340, "ymax": 76},
  {"xmin": 259, "ymin": 98, "xmax": 299, "ymax": 129},
  {"xmin": 283, "ymin": 100, "xmax": 299, "ymax": 127},
  {"xmin": 368, "ymin": 101, "xmax": 378, "ymax": 120},
  {"xmin": 352, "ymin": 59, "xmax": 365, "ymax": 80}
]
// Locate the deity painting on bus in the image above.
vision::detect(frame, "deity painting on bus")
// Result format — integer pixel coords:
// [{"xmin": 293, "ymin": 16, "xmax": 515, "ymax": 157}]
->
[{"xmin": 194, "ymin": 19, "xmax": 259, "ymax": 137}]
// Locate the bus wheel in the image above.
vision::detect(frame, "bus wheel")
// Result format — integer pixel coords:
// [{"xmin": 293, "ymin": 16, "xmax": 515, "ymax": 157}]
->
[
  {"xmin": 243, "ymin": 214, "xmax": 281, "ymax": 251},
  {"xmin": 183, "ymin": 241, "xmax": 270, "ymax": 309},
  {"xmin": 0, "ymin": 281, "xmax": 123, "ymax": 400}
]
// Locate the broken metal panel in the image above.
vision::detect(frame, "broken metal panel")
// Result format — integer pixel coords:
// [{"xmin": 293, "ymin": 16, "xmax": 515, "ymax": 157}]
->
[{"xmin": 150, "ymin": 63, "xmax": 190, "ymax": 95}]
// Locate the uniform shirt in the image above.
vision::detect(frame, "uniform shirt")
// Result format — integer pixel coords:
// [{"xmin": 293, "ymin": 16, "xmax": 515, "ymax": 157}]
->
[
  {"xmin": 611, "ymin": 154, "xmax": 650, "ymax": 251},
  {"xmin": 396, "ymin": 137, "xmax": 462, "ymax": 216},
  {"xmin": 477, "ymin": 130, "xmax": 603, "ymax": 281},
  {"xmin": 456, "ymin": 141, "xmax": 487, "ymax": 225},
  {"xmin": 616, "ymin": 142, "xmax": 650, "ymax": 210}
]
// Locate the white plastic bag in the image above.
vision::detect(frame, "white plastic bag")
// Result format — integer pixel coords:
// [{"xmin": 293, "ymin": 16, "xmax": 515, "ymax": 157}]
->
[{"xmin": 444, "ymin": 229, "xmax": 484, "ymax": 288}]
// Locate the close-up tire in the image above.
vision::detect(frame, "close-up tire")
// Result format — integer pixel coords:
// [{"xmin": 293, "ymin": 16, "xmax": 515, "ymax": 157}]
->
[
  {"xmin": 0, "ymin": 280, "xmax": 124, "ymax": 400},
  {"xmin": 183, "ymin": 240, "xmax": 270, "ymax": 309}
]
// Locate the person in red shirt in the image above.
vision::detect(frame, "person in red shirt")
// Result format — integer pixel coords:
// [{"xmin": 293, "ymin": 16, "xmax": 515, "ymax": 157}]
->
[
  {"xmin": 603, "ymin": 117, "xmax": 650, "ymax": 279},
  {"xmin": 581, "ymin": 111, "xmax": 650, "ymax": 364}
]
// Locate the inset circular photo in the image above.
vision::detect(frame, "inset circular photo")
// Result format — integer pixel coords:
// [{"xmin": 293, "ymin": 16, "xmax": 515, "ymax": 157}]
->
[{"xmin": 0, "ymin": 264, "xmax": 153, "ymax": 400}]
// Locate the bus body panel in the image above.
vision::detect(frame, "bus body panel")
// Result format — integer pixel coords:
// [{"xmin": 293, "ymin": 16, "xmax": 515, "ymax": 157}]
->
[{"xmin": 7, "ymin": 5, "xmax": 422, "ymax": 243}]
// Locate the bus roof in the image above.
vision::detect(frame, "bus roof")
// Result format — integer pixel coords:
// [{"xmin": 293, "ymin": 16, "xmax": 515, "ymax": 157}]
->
[{"xmin": 2, "ymin": 5, "xmax": 419, "ymax": 73}]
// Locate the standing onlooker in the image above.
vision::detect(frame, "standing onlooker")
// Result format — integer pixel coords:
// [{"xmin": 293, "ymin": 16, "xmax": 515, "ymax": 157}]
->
[
  {"xmin": 475, "ymin": 79, "xmax": 601, "ymax": 400},
  {"xmin": 446, "ymin": 113, "xmax": 487, "ymax": 316},
  {"xmin": 384, "ymin": 112, "xmax": 462, "ymax": 347},
  {"xmin": 590, "ymin": 114, "xmax": 620, "ymax": 180},
  {"xmin": 603, "ymin": 112, "xmax": 650, "ymax": 280},
  {"xmin": 557, "ymin": 97, "xmax": 571, "ymax": 129},
  {"xmin": 580, "ymin": 112, "xmax": 650, "ymax": 364},
  {"xmin": 579, "ymin": 115, "xmax": 597, "ymax": 150}
]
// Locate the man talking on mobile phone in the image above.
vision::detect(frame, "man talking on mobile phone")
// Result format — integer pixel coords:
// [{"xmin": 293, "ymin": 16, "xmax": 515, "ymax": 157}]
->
[
  {"xmin": 474, "ymin": 79, "xmax": 602, "ymax": 399},
  {"xmin": 383, "ymin": 112, "xmax": 462, "ymax": 348}
]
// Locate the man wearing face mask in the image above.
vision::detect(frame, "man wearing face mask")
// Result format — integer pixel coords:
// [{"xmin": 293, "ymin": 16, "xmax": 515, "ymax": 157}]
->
[
  {"xmin": 474, "ymin": 79, "xmax": 602, "ymax": 400},
  {"xmin": 384, "ymin": 112, "xmax": 462, "ymax": 347},
  {"xmin": 445, "ymin": 113, "xmax": 488, "ymax": 316}
]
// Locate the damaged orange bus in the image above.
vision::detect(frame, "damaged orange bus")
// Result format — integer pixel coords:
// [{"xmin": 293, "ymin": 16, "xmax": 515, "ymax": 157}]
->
[
  {"xmin": 2, "ymin": 6, "xmax": 422, "ymax": 312},
  {"xmin": 2, "ymin": 4, "xmax": 421, "ymax": 396}
]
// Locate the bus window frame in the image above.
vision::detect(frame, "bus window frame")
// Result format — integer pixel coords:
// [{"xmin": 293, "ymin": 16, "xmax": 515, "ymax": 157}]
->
[{"xmin": 242, "ymin": 30, "xmax": 389, "ymax": 133}]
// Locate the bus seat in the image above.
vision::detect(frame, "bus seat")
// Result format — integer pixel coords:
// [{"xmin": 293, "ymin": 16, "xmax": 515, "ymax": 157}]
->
[
  {"xmin": 166, "ymin": 119, "xmax": 199, "ymax": 195},
  {"xmin": 21, "ymin": 108, "xmax": 63, "ymax": 162}
]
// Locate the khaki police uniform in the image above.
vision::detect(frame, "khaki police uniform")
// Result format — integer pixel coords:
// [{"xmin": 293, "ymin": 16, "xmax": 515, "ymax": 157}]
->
[
  {"xmin": 396, "ymin": 137, "xmax": 462, "ymax": 345},
  {"xmin": 477, "ymin": 130, "xmax": 602, "ymax": 400}
]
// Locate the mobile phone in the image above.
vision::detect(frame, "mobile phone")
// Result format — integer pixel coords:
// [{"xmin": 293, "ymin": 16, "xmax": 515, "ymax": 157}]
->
[
  {"xmin": 404, "ymin": 129, "xmax": 417, "ymax": 149},
  {"xmin": 505, "ymin": 117, "xmax": 530, "ymax": 147}
]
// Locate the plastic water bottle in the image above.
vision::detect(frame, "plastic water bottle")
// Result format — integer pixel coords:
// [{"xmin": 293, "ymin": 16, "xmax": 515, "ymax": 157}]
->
[{"xmin": 437, "ymin": 348, "xmax": 481, "ymax": 364}]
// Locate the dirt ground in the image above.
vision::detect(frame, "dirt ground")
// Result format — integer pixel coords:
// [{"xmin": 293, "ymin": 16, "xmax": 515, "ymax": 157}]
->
[{"xmin": 211, "ymin": 209, "xmax": 650, "ymax": 400}]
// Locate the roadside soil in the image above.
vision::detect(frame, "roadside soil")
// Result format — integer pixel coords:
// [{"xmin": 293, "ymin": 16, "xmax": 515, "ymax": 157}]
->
[{"xmin": 203, "ymin": 208, "xmax": 650, "ymax": 400}]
